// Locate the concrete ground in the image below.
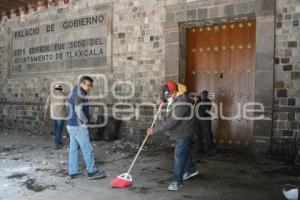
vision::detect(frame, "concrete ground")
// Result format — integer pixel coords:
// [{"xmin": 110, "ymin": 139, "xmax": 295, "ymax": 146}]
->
[{"xmin": 0, "ymin": 130, "xmax": 299, "ymax": 200}]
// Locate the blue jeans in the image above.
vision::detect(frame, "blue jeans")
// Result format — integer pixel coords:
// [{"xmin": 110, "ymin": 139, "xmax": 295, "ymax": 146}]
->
[
  {"xmin": 52, "ymin": 120, "xmax": 64, "ymax": 146},
  {"xmin": 67, "ymin": 125, "xmax": 98, "ymax": 175},
  {"xmin": 173, "ymin": 136, "xmax": 196, "ymax": 185}
]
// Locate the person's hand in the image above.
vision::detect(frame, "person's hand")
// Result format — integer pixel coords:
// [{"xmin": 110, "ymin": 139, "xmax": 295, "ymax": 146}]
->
[
  {"xmin": 156, "ymin": 100, "xmax": 165, "ymax": 106},
  {"xmin": 147, "ymin": 128, "xmax": 153, "ymax": 136}
]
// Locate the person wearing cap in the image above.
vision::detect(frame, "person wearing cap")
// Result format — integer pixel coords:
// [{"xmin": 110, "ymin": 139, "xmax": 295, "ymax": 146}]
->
[
  {"xmin": 44, "ymin": 84, "xmax": 67, "ymax": 150},
  {"xmin": 147, "ymin": 80, "xmax": 198, "ymax": 191},
  {"xmin": 195, "ymin": 90, "xmax": 216, "ymax": 156}
]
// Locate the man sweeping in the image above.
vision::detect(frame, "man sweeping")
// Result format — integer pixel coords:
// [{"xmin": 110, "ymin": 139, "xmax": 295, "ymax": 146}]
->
[{"xmin": 147, "ymin": 80, "xmax": 198, "ymax": 191}]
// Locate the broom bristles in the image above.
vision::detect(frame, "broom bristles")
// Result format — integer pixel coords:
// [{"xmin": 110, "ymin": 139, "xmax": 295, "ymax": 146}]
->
[{"xmin": 110, "ymin": 177, "xmax": 132, "ymax": 188}]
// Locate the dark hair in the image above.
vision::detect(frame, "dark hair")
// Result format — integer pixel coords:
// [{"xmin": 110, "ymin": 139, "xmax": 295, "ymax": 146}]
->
[
  {"xmin": 79, "ymin": 76, "xmax": 94, "ymax": 84},
  {"xmin": 200, "ymin": 90, "xmax": 209, "ymax": 99}
]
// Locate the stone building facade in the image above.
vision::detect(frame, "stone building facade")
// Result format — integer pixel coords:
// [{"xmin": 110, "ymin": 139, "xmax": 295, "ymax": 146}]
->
[
  {"xmin": 0, "ymin": 0, "xmax": 299, "ymax": 150},
  {"xmin": 275, "ymin": 0, "xmax": 300, "ymax": 143}
]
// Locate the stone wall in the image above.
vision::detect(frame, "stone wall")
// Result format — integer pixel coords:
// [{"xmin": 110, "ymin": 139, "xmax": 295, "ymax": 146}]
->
[
  {"xmin": 164, "ymin": 0, "xmax": 275, "ymax": 143},
  {"xmin": 274, "ymin": 0, "xmax": 300, "ymax": 140},
  {"xmin": 0, "ymin": 0, "xmax": 166, "ymax": 143},
  {"xmin": 0, "ymin": 0, "xmax": 299, "ymax": 148}
]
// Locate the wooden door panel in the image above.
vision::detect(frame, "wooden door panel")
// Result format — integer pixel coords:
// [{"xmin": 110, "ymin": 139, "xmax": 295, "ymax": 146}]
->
[
  {"xmin": 187, "ymin": 29, "xmax": 196, "ymax": 92},
  {"xmin": 186, "ymin": 20, "xmax": 256, "ymax": 145},
  {"xmin": 194, "ymin": 27, "xmax": 210, "ymax": 94}
]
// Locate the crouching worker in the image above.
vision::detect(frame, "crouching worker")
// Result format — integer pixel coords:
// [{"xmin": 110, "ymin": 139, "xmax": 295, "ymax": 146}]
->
[
  {"xmin": 67, "ymin": 76, "xmax": 106, "ymax": 179},
  {"xmin": 147, "ymin": 80, "xmax": 198, "ymax": 191}
]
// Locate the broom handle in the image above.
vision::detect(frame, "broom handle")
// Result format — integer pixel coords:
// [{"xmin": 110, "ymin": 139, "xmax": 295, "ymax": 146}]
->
[{"xmin": 125, "ymin": 103, "xmax": 163, "ymax": 177}]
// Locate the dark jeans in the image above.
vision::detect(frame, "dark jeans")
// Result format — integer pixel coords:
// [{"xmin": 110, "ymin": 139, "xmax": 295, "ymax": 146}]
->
[
  {"xmin": 52, "ymin": 120, "xmax": 64, "ymax": 146},
  {"xmin": 196, "ymin": 119, "xmax": 215, "ymax": 153},
  {"xmin": 173, "ymin": 136, "xmax": 196, "ymax": 185}
]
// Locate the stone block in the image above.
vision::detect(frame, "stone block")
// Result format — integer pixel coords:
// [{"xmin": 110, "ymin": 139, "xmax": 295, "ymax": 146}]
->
[
  {"xmin": 248, "ymin": 1, "xmax": 256, "ymax": 13},
  {"xmin": 293, "ymin": 20, "xmax": 299, "ymax": 26},
  {"xmin": 185, "ymin": 1, "xmax": 200, "ymax": 10},
  {"xmin": 118, "ymin": 32, "xmax": 125, "ymax": 38},
  {"xmin": 291, "ymin": 71, "xmax": 300, "ymax": 79},
  {"xmin": 255, "ymin": 88, "xmax": 273, "ymax": 107},
  {"xmin": 223, "ymin": 4, "xmax": 234, "ymax": 17},
  {"xmin": 166, "ymin": 12, "xmax": 175, "ymax": 23},
  {"xmin": 186, "ymin": 9, "xmax": 196, "ymax": 21},
  {"xmin": 208, "ymin": 7, "xmax": 220, "ymax": 19},
  {"xmin": 175, "ymin": 11, "xmax": 186, "ymax": 22},
  {"xmin": 282, "ymin": 130, "xmax": 294, "ymax": 137},
  {"xmin": 285, "ymin": 14, "xmax": 292, "ymax": 20},
  {"xmin": 255, "ymin": 0, "xmax": 275, "ymax": 16},
  {"xmin": 256, "ymin": 52, "xmax": 274, "ymax": 70},
  {"xmin": 281, "ymin": 58, "xmax": 290, "ymax": 64},
  {"xmin": 256, "ymin": 70, "xmax": 274, "ymax": 88},
  {"xmin": 254, "ymin": 119, "xmax": 272, "ymax": 137},
  {"xmin": 293, "ymin": 12, "xmax": 300, "ymax": 20},
  {"xmin": 165, "ymin": 43, "xmax": 179, "ymax": 75},
  {"xmin": 256, "ymin": 36, "xmax": 274, "ymax": 54},
  {"xmin": 284, "ymin": 49, "xmax": 292, "ymax": 57},
  {"xmin": 288, "ymin": 98, "xmax": 296, "ymax": 106},
  {"xmin": 197, "ymin": 8, "xmax": 207, "ymax": 20},
  {"xmin": 235, "ymin": 2, "xmax": 249, "ymax": 15},
  {"xmin": 166, "ymin": 31, "xmax": 179, "ymax": 44},
  {"xmin": 288, "ymin": 41, "xmax": 298, "ymax": 48},
  {"xmin": 288, "ymin": 112, "xmax": 296, "ymax": 121},
  {"xmin": 256, "ymin": 18, "xmax": 275, "ymax": 37},
  {"xmin": 283, "ymin": 65, "xmax": 293, "ymax": 71}
]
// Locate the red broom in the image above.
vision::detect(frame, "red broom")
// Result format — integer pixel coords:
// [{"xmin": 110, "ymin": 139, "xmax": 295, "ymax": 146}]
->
[{"xmin": 110, "ymin": 104, "xmax": 163, "ymax": 188}]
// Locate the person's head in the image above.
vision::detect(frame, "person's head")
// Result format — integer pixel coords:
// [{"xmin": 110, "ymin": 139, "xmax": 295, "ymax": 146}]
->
[
  {"xmin": 161, "ymin": 80, "xmax": 178, "ymax": 102},
  {"xmin": 200, "ymin": 90, "xmax": 209, "ymax": 99},
  {"xmin": 79, "ymin": 76, "xmax": 94, "ymax": 93},
  {"xmin": 54, "ymin": 84, "xmax": 63, "ymax": 91}
]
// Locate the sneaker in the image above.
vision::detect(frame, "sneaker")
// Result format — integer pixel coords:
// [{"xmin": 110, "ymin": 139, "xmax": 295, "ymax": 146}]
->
[
  {"xmin": 183, "ymin": 170, "xmax": 199, "ymax": 181},
  {"xmin": 88, "ymin": 170, "xmax": 106, "ymax": 180},
  {"xmin": 55, "ymin": 145, "xmax": 62, "ymax": 150},
  {"xmin": 168, "ymin": 182, "xmax": 183, "ymax": 191},
  {"xmin": 69, "ymin": 172, "xmax": 84, "ymax": 179}
]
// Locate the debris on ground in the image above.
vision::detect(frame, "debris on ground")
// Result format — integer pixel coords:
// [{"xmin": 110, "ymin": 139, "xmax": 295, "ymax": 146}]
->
[{"xmin": 0, "ymin": 130, "xmax": 299, "ymax": 200}]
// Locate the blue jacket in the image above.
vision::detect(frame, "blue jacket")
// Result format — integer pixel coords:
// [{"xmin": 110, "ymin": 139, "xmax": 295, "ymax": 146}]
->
[{"xmin": 67, "ymin": 85, "xmax": 89, "ymax": 126}]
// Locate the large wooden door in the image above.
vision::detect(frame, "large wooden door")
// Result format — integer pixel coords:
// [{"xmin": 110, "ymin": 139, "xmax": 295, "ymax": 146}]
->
[{"xmin": 187, "ymin": 20, "xmax": 256, "ymax": 145}]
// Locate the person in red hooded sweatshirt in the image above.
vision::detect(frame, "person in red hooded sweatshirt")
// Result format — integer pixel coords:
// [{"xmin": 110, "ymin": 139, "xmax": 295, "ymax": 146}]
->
[{"xmin": 147, "ymin": 80, "xmax": 198, "ymax": 191}]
